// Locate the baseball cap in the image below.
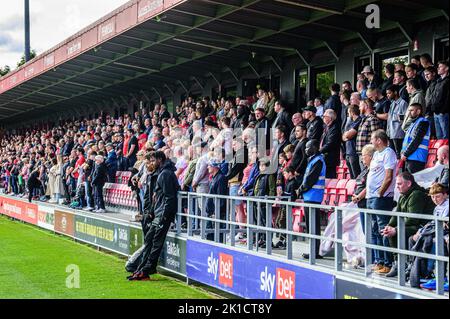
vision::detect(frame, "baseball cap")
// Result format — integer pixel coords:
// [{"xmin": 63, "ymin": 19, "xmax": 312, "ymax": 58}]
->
[
  {"xmin": 361, "ymin": 65, "xmax": 374, "ymax": 74},
  {"xmin": 303, "ymin": 105, "xmax": 317, "ymax": 113},
  {"xmin": 208, "ymin": 159, "xmax": 221, "ymax": 168}
]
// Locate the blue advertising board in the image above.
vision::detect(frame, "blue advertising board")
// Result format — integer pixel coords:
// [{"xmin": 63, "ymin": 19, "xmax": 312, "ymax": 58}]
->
[{"xmin": 186, "ymin": 239, "xmax": 335, "ymax": 299}]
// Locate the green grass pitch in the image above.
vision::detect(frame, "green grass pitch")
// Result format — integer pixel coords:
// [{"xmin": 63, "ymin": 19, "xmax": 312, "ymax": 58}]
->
[{"xmin": 0, "ymin": 215, "xmax": 213, "ymax": 299}]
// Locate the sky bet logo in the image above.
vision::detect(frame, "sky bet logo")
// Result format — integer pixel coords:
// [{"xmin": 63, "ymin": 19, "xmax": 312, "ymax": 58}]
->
[
  {"xmin": 260, "ymin": 266, "xmax": 296, "ymax": 299},
  {"xmin": 207, "ymin": 252, "xmax": 233, "ymax": 288}
]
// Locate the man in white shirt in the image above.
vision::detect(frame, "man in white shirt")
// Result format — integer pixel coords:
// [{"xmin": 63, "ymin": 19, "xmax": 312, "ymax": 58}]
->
[
  {"xmin": 314, "ymin": 98, "xmax": 324, "ymax": 117},
  {"xmin": 366, "ymin": 129, "xmax": 397, "ymax": 274}
]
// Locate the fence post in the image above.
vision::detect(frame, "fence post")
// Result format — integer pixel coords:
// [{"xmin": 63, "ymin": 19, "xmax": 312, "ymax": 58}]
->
[
  {"xmin": 335, "ymin": 208, "xmax": 343, "ymax": 271},
  {"xmin": 187, "ymin": 193, "xmax": 193, "ymax": 237},
  {"xmin": 397, "ymin": 215, "xmax": 406, "ymax": 287},
  {"xmin": 266, "ymin": 202, "xmax": 272, "ymax": 255},
  {"xmin": 309, "ymin": 207, "xmax": 316, "ymax": 265},
  {"xmin": 365, "ymin": 211, "xmax": 372, "ymax": 277},
  {"xmin": 200, "ymin": 196, "xmax": 206, "ymax": 239},
  {"xmin": 176, "ymin": 194, "xmax": 182, "ymax": 235},
  {"xmin": 286, "ymin": 203, "xmax": 293, "ymax": 260},
  {"xmin": 214, "ymin": 198, "xmax": 220, "ymax": 243},
  {"xmin": 435, "ymin": 219, "xmax": 445, "ymax": 295},
  {"xmin": 230, "ymin": 198, "xmax": 236, "ymax": 247},
  {"xmin": 247, "ymin": 199, "xmax": 253, "ymax": 251}
]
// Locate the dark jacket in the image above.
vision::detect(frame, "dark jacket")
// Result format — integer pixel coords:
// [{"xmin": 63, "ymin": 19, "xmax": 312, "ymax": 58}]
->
[
  {"xmin": 379, "ymin": 75, "xmax": 393, "ymax": 96},
  {"xmin": 255, "ymin": 117, "xmax": 271, "ymax": 151},
  {"xmin": 290, "ymin": 138, "xmax": 308, "ymax": 176},
  {"xmin": 399, "ymin": 83, "xmax": 409, "ymax": 103},
  {"xmin": 388, "ymin": 182, "xmax": 435, "ymax": 235},
  {"xmin": 153, "ymin": 160, "xmax": 179, "ymax": 222},
  {"xmin": 105, "ymin": 150, "xmax": 118, "ymax": 181},
  {"xmin": 426, "ymin": 75, "xmax": 449, "ymax": 114},
  {"xmin": 306, "ymin": 116, "xmax": 324, "ymax": 142},
  {"xmin": 272, "ymin": 110, "xmax": 293, "ymax": 133},
  {"xmin": 319, "ymin": 121, "xmax": 342, "ymax": 168},
  {"xmin": 226, "ymin": 147, "xmax": 248, "ymax": 182},
  {"xmin": 254, "ymin": 172, "xmax": 276, "ymax": 197},
  {"xmin": 324, "ymin": 94, "xmax": 342, "ymax": 125},
  {"xmin": 284, "ymin": 177, "xmax": 300, "ymax": 202},
  {"xmin": 143, "ymin": 171, "xmax": 158, "ymax": 215},
  {"xmin": 206, "ymin": 170, "xmax": 228, "ymax": 216},
  {"xmin": 91, "ymin": 162, "xmax": 108, "ymax": 186}
]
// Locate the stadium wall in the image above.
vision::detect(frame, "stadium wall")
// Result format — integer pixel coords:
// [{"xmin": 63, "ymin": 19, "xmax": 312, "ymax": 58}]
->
[{"xmin": 0, "ymin": 194, "xmax": 431, "ymax": 299}]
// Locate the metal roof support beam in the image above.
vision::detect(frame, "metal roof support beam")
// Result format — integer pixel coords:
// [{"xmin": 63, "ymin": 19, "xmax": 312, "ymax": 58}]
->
[
  {"xmin": 177, "ymin": 80, "xmax": 189, "ymax": 94},
  {"xmin": 164, "ymin": 84, "xmax": 175, "ymax": 96},
  {"xmin": 192, "ymin": 76, "xmax": 205, "ymax": 90},
  {"xmin": 120, "ymin": 96, "xmax": 130, "ymax": 107},
  {"xmin": 140, "ymin": 90, "xmax": 151, "ymax": 102},
  {"xmin": 247, "ymin": 62, "xmax": 261, "ymax": 78},
  {"xmin": 442, "ymin": 9, "xmax": 449, "ymax": 21},
  {"xmin": 295, "ymin": 49, "xmax": 311, "ymax": 67},
  {"xmin": 209, "ymin": 72, "xmax": 221, "ymax": 87},
  {"xmin": 151, "ymin": 87, "xmax": 162, "ymax": 100},
  {"xmin": 324, "ymin": 41, "xmax": 340, "ymax": 61},
  {"xmin": 225, "ymin": 67, "xmax": 239, "ymax": 83},
  {"xmin": 357, "ymin": 32, "xmax": 375, "ymax": 52},
  {"xmin": 397, "ymin": 22, "xmax": 415, "ymax": 43},
  {"xmin": 275, "ymin": 0, "xmax": 345, "ymax": 15},
  {"xmin": 269, "ymin": 56, "xmax": 283, "ymax": 72}
]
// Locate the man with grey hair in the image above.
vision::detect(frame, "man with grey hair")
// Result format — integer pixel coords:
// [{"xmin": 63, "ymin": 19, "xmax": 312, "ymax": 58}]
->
[
  {"xmin": 91, "ymin": 155, "xmax": 108, "ymax": 213},
  {"xmin": 289, "ymin": 112, "xmax": 304, "ymax": 144},
  {"xmin": 320, "ymin": 109, "xmax": 342, "ymax": 178}
]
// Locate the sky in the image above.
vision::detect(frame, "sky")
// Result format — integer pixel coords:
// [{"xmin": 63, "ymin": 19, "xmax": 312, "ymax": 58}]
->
[{"xmin": 0, "ymin": 0, "xmax": 130, "ymax": 70}]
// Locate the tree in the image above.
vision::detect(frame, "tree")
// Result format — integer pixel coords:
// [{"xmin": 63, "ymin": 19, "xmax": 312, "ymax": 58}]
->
[
  {"xmin": 17, "ymin": 49, "xmax": 37, "ymax": 68},
  {"xmin": 0, "ymin": 65, "xmax": 11, "ymax": 77}
]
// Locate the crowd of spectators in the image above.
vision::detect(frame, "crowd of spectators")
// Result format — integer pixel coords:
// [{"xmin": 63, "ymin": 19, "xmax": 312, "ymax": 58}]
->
[{"xmin": 0, "ymin": 55, "xmax": 448, "ymax": 290}]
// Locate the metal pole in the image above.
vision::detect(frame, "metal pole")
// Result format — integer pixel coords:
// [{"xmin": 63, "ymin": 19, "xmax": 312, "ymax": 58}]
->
[
  {"xmin": 24, "ymin": 0, "xmax": 31, "ymax": 62},
  {"xmin": 335, "ymin": 208, "xmax": 343, "ymax": 271}
]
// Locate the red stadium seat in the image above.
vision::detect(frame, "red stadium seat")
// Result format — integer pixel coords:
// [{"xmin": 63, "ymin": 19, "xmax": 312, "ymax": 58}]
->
[
  {"xmin": 292, "ymin": 200, "xmax": 304, "ymax": 233},
  {"xmin": 345, "ymin": 179, "xmax": 357, "ymax": 198},
  {"xmin": 426, "ymin": 154, "xmax": 437, "ymax": 168}
]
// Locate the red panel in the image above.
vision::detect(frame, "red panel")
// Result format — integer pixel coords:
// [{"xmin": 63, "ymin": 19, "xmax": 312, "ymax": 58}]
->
[
  {"xmin": 137, "ymin": 0, "xmax": 164, "ymax": 22},
  {"xmin": 164, "ymin": 0, "xmax": 184, "ymax": 9},
  {"xmin": 34, "ymin": 58, "xmax": 44, "ymax": 75},
  {"xmin": 98, "ymin": 16, "xmax": 116, "ymax": 42},
  {"xmin": 116, "ymin": 4, "xmax": 138, "ymax": 33},
  {"xmin": 54, "ymin": 46, "xmax": 68, "ymax": 65},
  {"xmin": 0, "ymin": 80, "xmax": 5, "ymax": 94},
  {"xmin": 82, "ymin": 26, "xmax": 98, "ymax": 51},
  {"xmin": 67, "ymin": 36, "xmax": 82, "ymax": 58}
]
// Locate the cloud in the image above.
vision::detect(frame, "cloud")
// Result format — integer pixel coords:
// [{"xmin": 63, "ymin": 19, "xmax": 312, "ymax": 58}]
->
[{"xmin": 0, "ymin": 32, "xmax": 23, "ymax": 54}]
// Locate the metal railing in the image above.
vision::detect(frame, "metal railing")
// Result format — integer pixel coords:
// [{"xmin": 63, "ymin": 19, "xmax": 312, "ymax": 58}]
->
[{"xmin": 173, "ymin": 191, "xmax": 449, "ymax": 296}]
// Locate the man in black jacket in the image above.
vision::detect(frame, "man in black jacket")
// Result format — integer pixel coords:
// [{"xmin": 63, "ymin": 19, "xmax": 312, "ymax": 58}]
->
[
  {"xmin": 272, "ymin": 101, "xmax": 293, "ymax": 133},
  {"xmin": 289, "ymin": 113, "xmax": 303, "ymax": 144},
  {"xmin": 254, "ymin": 107, "xmax": 271, "ymax": 156},
  {"xmin": 394, "ymin": 70, "xmax": 409, "ymax": 103},
  {"xmin": 91, "ymin": 155, "xmax": 108, "ymax": 213},
  {"xmin": 320, "ymin": 109, "xmax": 342, "ymax": 178},
  {"xmin": 290, "ymin": 124, "xmax": 308, "ymax": 180},
  {"xmin": 324, "ymin": 83, "xmax": 342, "ymax": 126},
  {"xmin": 129, "ymin": 151, "xmax": 179, "ymax": 281},
  {"xmin": 303, "ymin": 105, "xmax": 324, "ymax": 142}
]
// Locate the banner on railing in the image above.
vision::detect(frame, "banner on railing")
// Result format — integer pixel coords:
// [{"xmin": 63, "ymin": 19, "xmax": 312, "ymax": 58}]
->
[
  {"xmin": 37, "ymin": 204, "xmax": 55, "ymax": 231},
  {"xmin": 335, "ymin": 278, "xmax": 415, "ymax": 299},
  {"xmin": 186, "ymin": 239, "xmax": 335, "ymax": 299},
  {"xmin": 0, "ymin": 196, "xmax": 38, "ymax": 225}
]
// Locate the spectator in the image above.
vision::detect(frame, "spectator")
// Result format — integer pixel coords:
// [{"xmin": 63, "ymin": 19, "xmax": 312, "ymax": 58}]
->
[
  {"xmin": 434, "ymin": 60, "xmax": 449, "ymax": 139},
  {"xmin": 105, "ymin": 143, "xmax": 118, "ymax": 182},
  {"xmin": 124, "ymin": 128, "xmax": 138, "ymax": 168},
  {"xmin": 352, "ymin": 144, "xmax": 375, "ymax": 230},
  {"xmin": 401, "ymin": 103, "xmax": 431, "ymax": 173},
  {"xmin": 206, "ymin": 160, "xmax": 229, "ymax": 242},
  {"xmin": 381, "ymin": 172, "xmax": 435, "ymax": 277},
  {"xmin": 355, "ymin": 98, "xmax": 383, "ymax": 170},
  {"xmin": 272, "ymin": 101, "xmax": 293, "ymax": 133},
  {"xmin": 320, "ymin": 109, "xmax": 342, "ymax": 178},
  {"xmin": 405, "ymin": 63, "xmax": 428, "ymax": 91},
  {"xmin": 366, "ymin": 129, "xmax": 397, "ymax": 274},
  {"xmin": 380, "ymin": 63, "xmax": 395, "ymax": 95},
  {"xmin": 254, "ymin": 107, "xmax": 271, "ymax": 155},
  {"xmin": 402, "ymin": 78, "xmax": 426, "ymax": 132},
  {"xmin": 91, "ymin": 155, "xmax": 108, "ymax": 213},
  {"xmin": 361, "ymin": 65, "xmax": 380, "ymax": 89},
  {"xmin": 289, "ymin": 124, "xmax": 308, "ymax": 180},
  {"xmin": 394, "ymin": 70, "xmax": 409, "ymax": 103},
  {"xmin": 314, "ymin": 98, "xmax": 324, "ymax": 117},
  {"xmin": 434, "ymin": 145, "xmax": 449, "ymax": 188},
  {"xmin": 298, "ymin": 139, "xmax": 326, "ymax": 260},
  {"xmin": 342, "ymin": 81, "xmax": 353, "ymax": 93},
  {"xmin": 289, "ymin": 113, "xmax": 303, "ymax": 144},
  {"xmin": 342, "ymin": 104, "xmax": 362, "ymax": 179},
  {"xmin": 303, "ymin": 105, "xmax": 323, "ymax": 142},
  {"xmin": 356, "ymin": 80, "xmax": 367, "ymax": 100},
  {"xmin": 324, "ymin": 83, "xmax": 342, "ymax": 126},
  {"xmin": 385, "ymin": 85, "xmax": 408, "ymax": 158},
  {"xmin": 265, "ymin": 90, "xmax": 276, "ymax": 121}
]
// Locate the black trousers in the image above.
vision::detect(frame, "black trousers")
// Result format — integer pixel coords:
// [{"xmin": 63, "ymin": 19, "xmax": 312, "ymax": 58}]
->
[
  {"xmin": 325, "ymin": 163, "xmax": 337, "ymax": 179},
  {"xmin": 406, "ymin": 160, "xmax": 425, "ymax": 174},
  {"xmin": 93, "ymin": 184, "xmax": 105, "ymax": 210},
  {"xmin": 346, "ymin": 154, "xmax": 361, "ymax": 179},
  {"xmin": 303, "ymin": 202, "xmax": 321, "ymax": 257},
  {"xmin": 389, "ymin": 139, "xmax": 403, "ymax": 159},
  {"xmin": 137, "ymin": 216, "xmax": 172, "ymax": 275}
]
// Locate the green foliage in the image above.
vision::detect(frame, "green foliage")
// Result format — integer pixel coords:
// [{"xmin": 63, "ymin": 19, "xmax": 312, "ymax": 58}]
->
[
  {"xmin": 0, "ymin": 65, "xmax": 11, "ymax": 77},
  {"xmin": 16, "ymin": 49, "xmax": 37, "ymax": 68},
  {"xmin": 316, "ymin": 70, "xmax": 335, "ymax": 99},
  {"xmin": 0, "ymin": 216, "xmax": 213, "ymax": 299}
]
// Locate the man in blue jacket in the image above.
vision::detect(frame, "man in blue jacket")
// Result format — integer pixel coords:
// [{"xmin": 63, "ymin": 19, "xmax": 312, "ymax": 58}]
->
[{"xmin": 105, "ymin": 143, "xmax": 118, "ymax": 182}]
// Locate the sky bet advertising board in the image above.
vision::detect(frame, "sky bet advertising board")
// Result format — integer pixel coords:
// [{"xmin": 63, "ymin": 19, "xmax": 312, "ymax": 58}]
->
[{"xmin": 186, "ymin": 239, "xmax": 334, "ymax": 299}]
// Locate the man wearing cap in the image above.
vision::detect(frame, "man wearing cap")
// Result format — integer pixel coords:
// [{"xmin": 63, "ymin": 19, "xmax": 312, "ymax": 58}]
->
[
  {"xmin": 361, "ymin": 65, "xmax": 380, "ymax": 89},
  {"xmin": 206, "ymin": 159, "xmax": 229, "ymax": 242},
  {"xmin": 303, "ymin": 105, "xmax": 324, "ymax": 142}
]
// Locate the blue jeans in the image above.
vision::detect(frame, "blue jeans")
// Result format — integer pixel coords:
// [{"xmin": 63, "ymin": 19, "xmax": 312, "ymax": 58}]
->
[
  {"xmin": 367, "ymin": 197, "xmax": 394, "ymax": 267},
  {"xmin": 434, "ymin": 113, "xmax": 449, "ymax": 139},
  {"xmin": 229, "ymin": 184, "xmax": 242, "ymax": 205},
  {"xmin": 85, "ymin": 181, "xmax": 94, "ymax": 208}
]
